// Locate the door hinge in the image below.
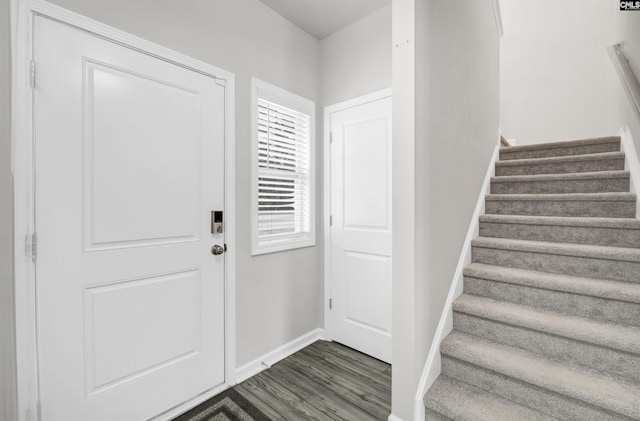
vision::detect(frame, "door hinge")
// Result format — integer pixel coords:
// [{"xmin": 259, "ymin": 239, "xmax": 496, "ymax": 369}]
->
[
  {"xmin": 30, "ymin": 60, "xmax": 36, "ymax": 89},
  {"xmin": 25, "ymin": 234, "xmax": 31, "ymax": 260},
  {"xmin": 36, "ymin": 401, "xmax": 42, "ymax": 421},
  {"xmin": 330, "ymin": 132, "xmax": 333, "ymax": 143},
  {"xmin": 32, "ymin": 233, "xmax": 38, "ymax": 262},
  {"xmin": 329, "ymin": 215, "xmax": 333, "ymax": 226},
  {"xmin": 26, "ymin": 233, "xmax": 37, "ymax": 261},
  {"xmin": 329, "ymin": 298, "xmax": 332, "ymax": 310}
]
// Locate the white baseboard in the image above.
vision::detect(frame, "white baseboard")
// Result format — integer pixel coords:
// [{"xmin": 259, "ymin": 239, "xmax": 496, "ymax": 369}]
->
[
  {"xmin": 235, "ymin": 328, "xmax": 326, "ymax": 384},
  {"xmin": 413, "ymin": 140, "xmax": 501, "ymax": 421},
  {"xmin": 619, "ymin": 127, "xmax": 640, "ymax": 218},
  {"xmin": 388, "ymin": 414, "xmax": 405, "ymax": 421}
]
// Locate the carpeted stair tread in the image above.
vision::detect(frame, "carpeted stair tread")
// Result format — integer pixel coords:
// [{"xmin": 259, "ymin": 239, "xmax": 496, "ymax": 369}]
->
[
  {"xmin": 492, "ymin": 170, "xmax": 629, "ymax": 183},
  {"xmin": 478, "ymin": 214, "xmax": 640, "ymax": 229},
  {"xmin": 453, "ymin": 309, "xmax": 640, "ymax": 385},
  {"xmin": 485, "ymin": 193, "xmax": 636, "ymax": 218},
  {"xmin": 424, "ymin": 376, "xmax": 559, "ymax": 421},
  {"xmin": 425, "ymin": 409, "xmax": 453, "ymax": 421},
  {"xmin": 464, "ymin": 263, "xmax": 640, "ymax": 304},
  {"xmin": 472, "ymin": 237, "xmax": 640, "ymax": 264},
  {"xmin": 490, "ymin": 170, "xmax": 630, "ymax": 194},
  {"xmin": 479, "ymin": 214, "xmax": 640, "ymax": 247},
  {"xmin": 500, "ymin": 136, "xmax": 620, "ymax": 160},
  {"xmin": 453, "ymin": 294, "xmax": 640, "ymax": 355},
  {"xmin": 495, "ymin": 151, "xmax": 626, "ymax": 176},
  {"xmin": 472, "ymin": 237, "xmax": 640, "ymax": 283},
  {"xmin": 485, "ymin": 192, "xmax": 635, "ymax": 202},
  {"xmin": 502, "ymin": 136, "xmax": 620, "ymax": 152},
  {"xmin": 496, "ymin": 151, "xmax": 625, "ymax": 167},
  {"xmin": 464, "ymin": 271, "xmax": 640, "ymax": 327},
  {"xmin": 440, "ymin": 331, "xmax": 640, "ymax": 419}
]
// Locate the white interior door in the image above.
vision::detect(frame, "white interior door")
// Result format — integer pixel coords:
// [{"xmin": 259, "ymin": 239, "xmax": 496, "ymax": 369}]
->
[
  {"xmin": 329, "ymin": 94, "xmax": 392, "ymax": 363},
  {"xmin": 34, "ymin": 17, "xmax": 226, "ymax": 420}
]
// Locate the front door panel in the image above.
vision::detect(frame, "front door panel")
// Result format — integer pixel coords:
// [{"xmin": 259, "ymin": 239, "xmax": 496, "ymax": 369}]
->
[{"xmin": 34, "ymin": 17, "xmax": 226, "ymax": 420}]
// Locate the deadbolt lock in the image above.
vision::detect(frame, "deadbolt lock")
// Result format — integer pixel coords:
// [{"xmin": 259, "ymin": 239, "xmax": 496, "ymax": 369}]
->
[{"xmin": 211, "ymin": 211, "xmax": 224, "ymax": 234}]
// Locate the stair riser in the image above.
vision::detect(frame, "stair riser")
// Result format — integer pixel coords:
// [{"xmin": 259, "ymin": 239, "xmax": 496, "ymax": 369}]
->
[
  {"xmin": 479, "ymin": 221, "xmax": 640, "ymax": 248},
  {"xmin": 464, "ymin": 276, "xmax": 640, "ymax": 326},
  {"xmin": 485, "ymin": 199, "xmax": 636, "ymax": 218},
  {"xmin": 472, "ymin": 246, "xmax": 640, "ymax": 283},
  {"xmin": 495, "ymin": 158, "xmax": 626, "ymax": 176},
  {"xmin": 453, "ymin": 312, "xmax": 640, "ymax": 386},
  {"xmin": 441, "ymin": 356, "xmax": 631, "ymax": 420},
  {"xmin": 490, "ymin": 178, "xmax": 629, "ymax": 194},
  {"xmin": 500, "ymin": 143, "xmax": 620, "ymax": 161}
]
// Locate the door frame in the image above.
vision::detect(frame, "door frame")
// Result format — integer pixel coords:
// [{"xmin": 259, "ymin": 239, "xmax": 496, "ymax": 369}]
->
[
  {"xmin": 323, "ymin": 88, "xmax": 392, "ymax": 341},
  {"xmin": 10, "ymin": 1, "xmax": 237, "ymax": 419}
]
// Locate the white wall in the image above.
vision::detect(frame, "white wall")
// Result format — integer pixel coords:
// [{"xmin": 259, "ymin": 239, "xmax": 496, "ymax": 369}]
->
[
  {"xmin": 500, "ymin": 0, "xmax": 614, "ymax": 144},
  {"xmin": 320, "ymin": 5, "xmax": 391, "ymax": 106},
  {"xmin": 391, "ymin": 0, "xmax": 500, "ymax": 418},
  {"xmin": 610, "ymin": 8, "xmax": 640, "ymax": 150},
  {"xmin": 0, "ymin": 0, "xmax": 17, "ymax": 419},
  {"xmin": 15, "ymin": 0, "xmax": 324, "ymax": 371},
  {"xmin": 501, "ymin": 1, "xmax": 640, "ymax": 152}
]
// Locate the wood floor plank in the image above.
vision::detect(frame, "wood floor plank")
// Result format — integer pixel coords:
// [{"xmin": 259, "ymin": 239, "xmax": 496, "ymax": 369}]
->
[
  {"xmin": 282, "ymin": 356, "xmax": 390, "ymax": 420},
  {"xmin": 266, "ymin": 362, "xmax": 379, "ymax": 421},
  {"xmin": 310, "ymin": 340, "xmax": 389, "ymax": 374},
  {"xmin": 235, "ymin": 384, "xmax": 283, "ymax": 421},
  {"xmin": 239, "ymin": 373, "xmax": 329, "ymax": 421},
  {"xmin": 258, "ymin": 367, "xmax": 347, "ymax": 421},
  {"xmin": 224, "ymin": 341, "xmax": 391, "ymax": 420},
  {"xmin": 311, "ymin": 340, "xmax": 389, "ymax": 374},
  {"xmin": 381, "ymin": 366, "xmax": 392, "ymax": 384},
  {"xmin": 238, "ymin": 376, "xmax": 300, "ymax": 420},
  {"xmin": 299, "ymin": 344, "xmax": 391, "ymax": 393},
  {"xmin": 290, "ymin": 351, "xmax": 391, "ymax": 405},
  {"xmin": 303, "ymin": 341, "xmax": 390, "ymax": 380}
]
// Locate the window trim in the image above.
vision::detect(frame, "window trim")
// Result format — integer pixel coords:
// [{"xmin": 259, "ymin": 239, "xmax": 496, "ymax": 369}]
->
[{"xmin": 251, "ymin": 78, "xmax": 316, "ymax": 255}]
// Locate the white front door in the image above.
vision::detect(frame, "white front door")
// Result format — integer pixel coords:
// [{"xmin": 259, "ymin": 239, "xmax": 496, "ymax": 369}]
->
[
  {"xmin": 328, "ymin": 93, "xmax": 392, "ymax": 363},
  {"xmin": 34, "ymin": 17, "xmax": 226, "ymax": 420}
]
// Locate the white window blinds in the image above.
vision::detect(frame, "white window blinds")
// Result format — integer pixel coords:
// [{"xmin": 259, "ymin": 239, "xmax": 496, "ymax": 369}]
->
[
  {"xmin": 257, "ymin": 99, "xmax": 310, "ymax": 239},
  {"xmin": 251, "ymin": 79, "xmax": 315, "ymax": 255}
]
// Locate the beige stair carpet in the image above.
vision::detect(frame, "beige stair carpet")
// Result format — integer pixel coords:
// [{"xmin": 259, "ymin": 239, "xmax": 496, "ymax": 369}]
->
[{"xmin": 424, "ymin": 136, "xmax": 640, "ymax": 421}]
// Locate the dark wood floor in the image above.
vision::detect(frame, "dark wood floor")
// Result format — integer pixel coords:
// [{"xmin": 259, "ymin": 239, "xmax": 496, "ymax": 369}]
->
[{"xmin": 234, "ymin": 340, "xmax": 392, "ymax": 420}]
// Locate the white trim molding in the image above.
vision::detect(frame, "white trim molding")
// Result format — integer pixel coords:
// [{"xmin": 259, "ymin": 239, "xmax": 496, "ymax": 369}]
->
[
  {"xmin": 413, "ymin": 140, "xmax": 501, "ymax": 421},
  {"xmin": 235, "ymin": 328, "xmax": 326, "ymax": 384},
  {"xmin": 322, "ymin": 88, "xmax": 392, "ymax": 341},
  {"xmin": 388, "ymin": 414, "xmax": 405, "ymax": 421},
  {"xmin": 492, "ymin": 0, "xmax": 504, "ymax": 38},
  {"xmin": 619, "ymin": 127, "xmax": 640, "ymax": 218},
  {"xmin": 11, "ymin": 1, "xmax": 236, "ymax": 420}
]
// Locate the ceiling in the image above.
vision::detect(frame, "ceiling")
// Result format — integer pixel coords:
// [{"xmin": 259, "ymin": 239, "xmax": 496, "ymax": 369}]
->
[{"xmin": 258, "ymin": 0, "xmax": 391, "ymax": 40}]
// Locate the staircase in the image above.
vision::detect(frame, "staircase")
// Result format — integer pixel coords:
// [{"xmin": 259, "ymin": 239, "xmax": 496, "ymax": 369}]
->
[{"xmin": 424, "ymin": 136, "xmax": 640, "ymax": 420}]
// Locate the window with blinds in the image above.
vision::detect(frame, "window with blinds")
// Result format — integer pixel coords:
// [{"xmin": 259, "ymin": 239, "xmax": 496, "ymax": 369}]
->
[{"xmin": 251, "ymin": 79, "xmax": 315, "ymax": 255}]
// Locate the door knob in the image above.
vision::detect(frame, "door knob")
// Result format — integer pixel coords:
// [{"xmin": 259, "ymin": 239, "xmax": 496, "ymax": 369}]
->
[{"xmin": 211, "ymin": 245, "xmax": 224, "ymax": 255}]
